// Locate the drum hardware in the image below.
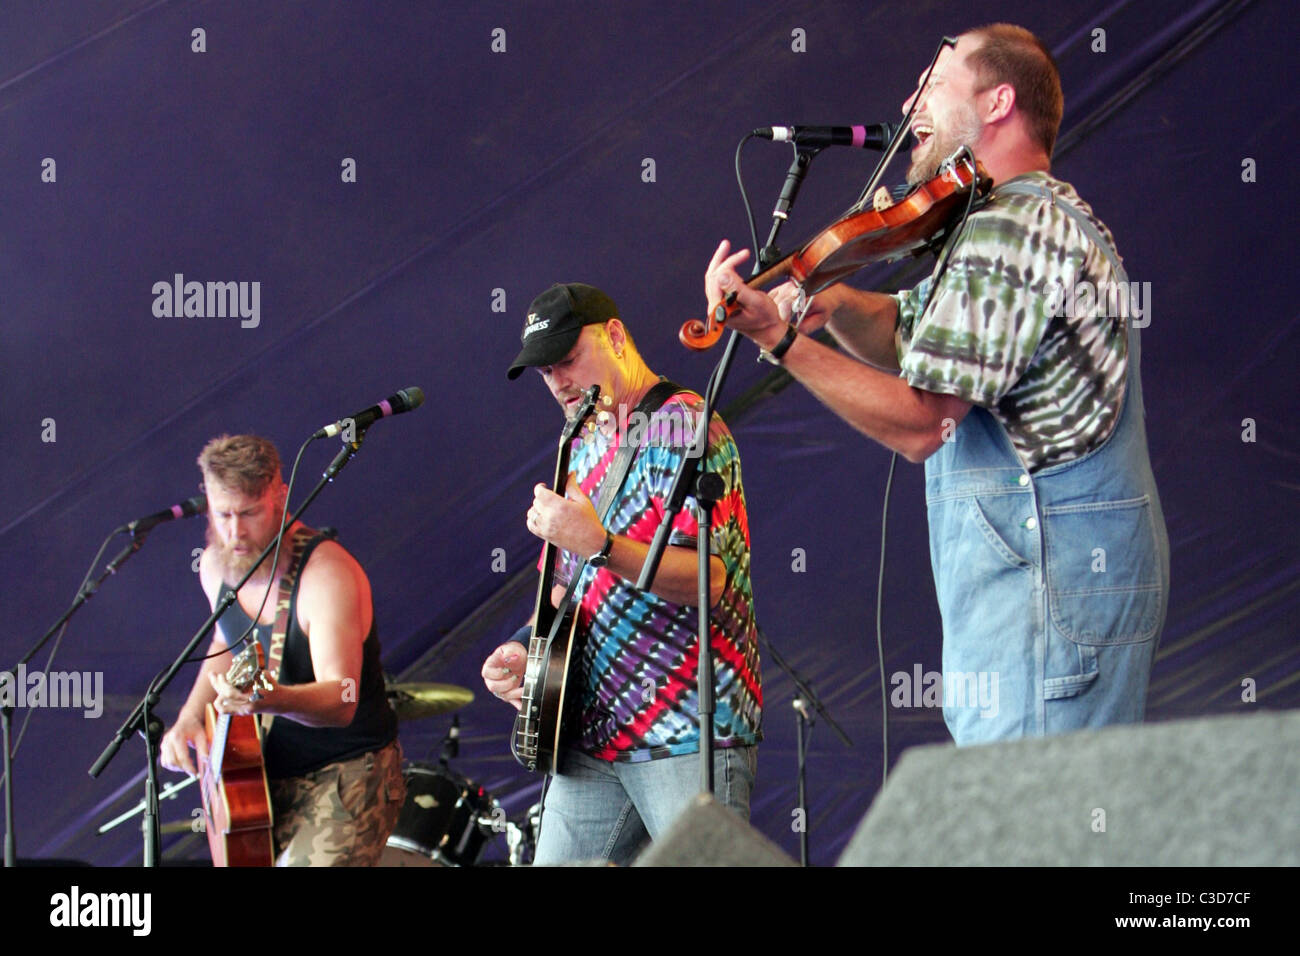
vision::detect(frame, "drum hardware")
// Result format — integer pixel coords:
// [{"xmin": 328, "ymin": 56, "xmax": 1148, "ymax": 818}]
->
[
  {"xmin": 385, "ymin": 681, "xmax": 474, "ymax": 721},
  {"xmin": 382, "ymin": 762, "xmax": 497, "ymax": 866}
]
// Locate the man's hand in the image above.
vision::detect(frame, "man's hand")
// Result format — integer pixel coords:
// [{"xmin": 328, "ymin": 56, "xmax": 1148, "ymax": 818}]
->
[
  {"xmin": 482, "ymin": 641, "xmax": 527, "ymax": 711},
  {"xmin": 526, "ymin": 476, "xmax": 605, "ymax": 558},
  {"xmin": 159, "ymin": 710, "xmax": 208, "ymax": 777},
  {"xmin": 705, "ymin": 240, "xmax": 795, "ymax": 351},
  {"xmin": 208, "ymin": 669, "xmax": 278, "ymax": 717}
]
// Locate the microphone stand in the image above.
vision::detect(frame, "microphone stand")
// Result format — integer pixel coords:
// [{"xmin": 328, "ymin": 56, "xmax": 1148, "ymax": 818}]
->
[
  {"xmin": 754, "ymin": 626, "xmax": 851, "ymax": 866},
  {"xmin": 3, "ymin": 523, "xmax": 159, "ymax": 866},
  {"xmin": 635, "ymin": 144, "xmax": 825, "ymax": 795},
  {"xmin": 88, "ymin": 430, "xmax": 371, "ymax": 866}
]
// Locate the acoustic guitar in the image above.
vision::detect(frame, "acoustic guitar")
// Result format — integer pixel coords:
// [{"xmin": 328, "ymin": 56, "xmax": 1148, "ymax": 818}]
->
[{"xmin": 198, "ymin": 641, "xmax": 274, "ymax": 866}]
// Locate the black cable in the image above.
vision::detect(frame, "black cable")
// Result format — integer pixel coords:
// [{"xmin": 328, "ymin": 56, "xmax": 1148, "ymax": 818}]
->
[
  {"xmin": 1, "ymin": 526, "xmax": 117, "ymax": 775},
  {"xmin": 874, "ymin": 450, "xmax": 897, "ymax": 786},
  {"xmin": 150, "ymin": 434, "xmax": 316, "ymax": 704},
  {"xmin": 733, "ymin": 133, "xmax": 763, "ymax": 262},
  {"xmin": 226, "ymin": 434, "xmax": 315, "ymax": 653},
  {"xmin": 874, "ymin": 146, "xmax": 981, "ymax": 787}
]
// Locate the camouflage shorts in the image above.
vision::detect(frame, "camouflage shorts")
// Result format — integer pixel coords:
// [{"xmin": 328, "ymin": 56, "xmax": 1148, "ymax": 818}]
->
[{"xmin": 269, "ymin": 740, "xmax": 405, "ymax": 867}]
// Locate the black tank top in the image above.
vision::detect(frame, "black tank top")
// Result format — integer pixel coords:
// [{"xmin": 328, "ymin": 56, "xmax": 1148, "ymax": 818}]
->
[{"xmin": 215, "ymin": 534, "xmax": 397, "ymax": 779}]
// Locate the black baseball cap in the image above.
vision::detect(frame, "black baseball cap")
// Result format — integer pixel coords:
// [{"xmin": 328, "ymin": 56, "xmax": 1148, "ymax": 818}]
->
[{"xmin": 506, "ymin": 282, "xmax": 619, "ymax": 380}]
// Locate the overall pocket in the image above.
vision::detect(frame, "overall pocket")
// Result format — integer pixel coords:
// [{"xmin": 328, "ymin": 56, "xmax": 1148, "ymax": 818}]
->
[{"xmin": 1042, "ymin": 495, "xmax": 1162, "ymax": 645}]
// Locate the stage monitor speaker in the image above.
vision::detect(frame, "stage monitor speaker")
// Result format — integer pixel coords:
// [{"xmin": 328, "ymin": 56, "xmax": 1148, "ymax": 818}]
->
[
  {"xmin": 838, "ymin": 710, "xmax": 1300, "ymax": 866},
  {"xmin": 632, "ymin": 794, "xmax": 798, "ymax": 867}
]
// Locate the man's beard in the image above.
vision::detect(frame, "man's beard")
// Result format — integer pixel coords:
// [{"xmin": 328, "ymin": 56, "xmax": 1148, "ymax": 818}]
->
[
  {"xmin": 207, "ymin": 522, "xmax": 277, "ymax": 588},
  {"xmin": 906, "ymin": 100, "xmax": 983, "ymax": 185}
]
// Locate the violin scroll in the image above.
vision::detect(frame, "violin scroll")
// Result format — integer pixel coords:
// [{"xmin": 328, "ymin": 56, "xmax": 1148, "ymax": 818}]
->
[{"xmin": 679, "ymin": 292, "xmax": 741, "ymax": 350}]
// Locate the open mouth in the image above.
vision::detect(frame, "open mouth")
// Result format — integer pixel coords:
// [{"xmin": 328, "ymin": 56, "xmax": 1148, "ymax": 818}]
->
[{"xmin": 911, "ymin": 123, "xmax": 934, "ymax": 149}]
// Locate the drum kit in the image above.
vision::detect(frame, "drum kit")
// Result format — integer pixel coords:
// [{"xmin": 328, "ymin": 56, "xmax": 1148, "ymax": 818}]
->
[{"xmin": 380, "ymin": 680, "xmax": 538, "ymax": 867}]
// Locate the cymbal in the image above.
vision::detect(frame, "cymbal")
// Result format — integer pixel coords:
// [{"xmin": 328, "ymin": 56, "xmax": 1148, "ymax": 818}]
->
[
  {"xmin": 386, "ymin": 682, "xmax": 474, "ymax": 721},
  {"xmin": 159, "ymin": 820, "xmax": 201, "ymax": 835}
]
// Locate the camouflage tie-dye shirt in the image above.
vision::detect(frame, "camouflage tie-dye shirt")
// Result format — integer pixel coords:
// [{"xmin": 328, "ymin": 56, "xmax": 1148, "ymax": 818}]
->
[{"xmin": 894, "ymin": 172, "xmax": 1129, "ymax": 471}]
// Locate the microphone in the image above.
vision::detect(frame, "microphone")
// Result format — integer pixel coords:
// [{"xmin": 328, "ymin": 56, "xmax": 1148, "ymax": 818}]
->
[
  {"xmin": 753, "ymin": 123, "xmax": 912, "ymax": 151},
  {"xmin": 123, "ymin": 495, "xmax": 207, "ymax": 535},
  {"xmin": 312, "ymin": 386, "xmax": 425, "ymax": 440}
]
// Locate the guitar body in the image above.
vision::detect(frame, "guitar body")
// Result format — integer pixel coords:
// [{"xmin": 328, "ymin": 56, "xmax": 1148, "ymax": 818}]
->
[
  {"xmin": 512, "ymin": 385, "xmax": 602, "ymax": 774},
  {"xmin": 517, "ymin": 603, "xmax": 583, "ymax": 775},
  {"xmin": 198, "ymin": 644, "xmax": 275, "ymax": 867},
  {"xmin": 200, "ymin": 706, "xmax": 274, "ymax": 866}
]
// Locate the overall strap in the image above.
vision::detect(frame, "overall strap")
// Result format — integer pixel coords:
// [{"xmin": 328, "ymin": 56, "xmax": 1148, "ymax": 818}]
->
[
  {"xmin": 994, "ymin": 180, "xmax": 1143, "ymax": 410},
  {"xmin": 994, "ymin": 181, "xmax": 1129, "ymax": 284}
]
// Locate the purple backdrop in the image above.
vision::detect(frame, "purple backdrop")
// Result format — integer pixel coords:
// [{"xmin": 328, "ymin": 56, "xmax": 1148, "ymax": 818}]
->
[{"xmin": 1, "ymin": 0, "xmax": 1294, "ymax": 866}]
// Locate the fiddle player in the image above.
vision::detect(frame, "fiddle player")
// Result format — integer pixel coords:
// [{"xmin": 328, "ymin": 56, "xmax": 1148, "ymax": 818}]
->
[
  {"xmin": 160, "ymin": 434, "xmax": 404, "ymax": 865},
  {"xmin": 704, "ymin": 24, "xmax": 1167, "ymax": 745},
  {"xmin": 480, "ymin": 282, "xmax": 761, "ymax": 864}
]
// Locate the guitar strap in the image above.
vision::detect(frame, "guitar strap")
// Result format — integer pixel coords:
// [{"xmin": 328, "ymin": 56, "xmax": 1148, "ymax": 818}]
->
[
  {"xmin": 260, "ymin": 526, "xmax": 321, "ymax": 732},
  {"xmin": 550, "ymin": 378, "xmax": 686, "ymax": 630}
]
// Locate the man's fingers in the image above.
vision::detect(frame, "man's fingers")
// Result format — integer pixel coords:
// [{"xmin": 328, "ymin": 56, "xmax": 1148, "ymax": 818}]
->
[
  {"xmin": 707, "ymin": 239, "xmax": 732, "ymax": 272},
  {"xmin": 565, "ymin": 472, "xmax": 590, "ymax": 503},
  {"xmin": 720, "ymin": 248, "xmax": 751, "ymax": 275},
  {"xmin": 162, "ymin": 741, "xmax": 196, "ymax": 777}
]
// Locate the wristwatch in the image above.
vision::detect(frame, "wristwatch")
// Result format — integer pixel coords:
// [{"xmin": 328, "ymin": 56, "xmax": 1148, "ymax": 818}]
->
[
  {"xmin": 588, "ymin": 530, "xmax": 614, "ymax": 568},
  {"xmin": 758, "ymin": 322, "xmax": 798, "ymax": 366}
]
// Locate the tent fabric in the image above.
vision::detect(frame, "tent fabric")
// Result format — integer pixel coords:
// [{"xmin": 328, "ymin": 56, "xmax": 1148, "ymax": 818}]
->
[{"xmin": 1, "ymin": 0, "xmax": 1294, "ymax": 866}]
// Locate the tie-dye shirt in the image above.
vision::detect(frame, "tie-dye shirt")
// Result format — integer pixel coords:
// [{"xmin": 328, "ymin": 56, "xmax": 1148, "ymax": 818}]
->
[
  {"xmin": 553, "ymin": 389, "xmax": 762, "ymax": 762},
  {"xmin": 894, "ymin": 172, "xmax": 1130, "ymax": 472}
]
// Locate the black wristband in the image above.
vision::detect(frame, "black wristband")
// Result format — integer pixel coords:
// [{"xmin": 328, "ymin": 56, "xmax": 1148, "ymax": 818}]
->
[
  {"xmin": 759, "ymin": 323, "xmax": 798, "ymax": 365},
  {"xmin": 588, "ymin": 530, "xmax": 614, "ymax": 568}
]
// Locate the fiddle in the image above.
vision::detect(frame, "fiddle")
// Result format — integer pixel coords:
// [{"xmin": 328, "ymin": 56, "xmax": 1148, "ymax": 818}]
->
[{"xmin": 681, "ymin": 151, "xmax": 992, "ymax": 350}]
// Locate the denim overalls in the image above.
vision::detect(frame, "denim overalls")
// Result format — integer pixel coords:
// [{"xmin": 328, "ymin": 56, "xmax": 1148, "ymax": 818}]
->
[{"xmin": 922, "ymin": 182, "xmax": 1170, "ymax": 745}]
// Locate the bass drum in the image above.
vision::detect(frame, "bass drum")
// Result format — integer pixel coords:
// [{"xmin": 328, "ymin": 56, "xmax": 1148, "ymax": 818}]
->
[{"xmin": 381, "ymin": 763, "xmax": 496, "ymax": 867}]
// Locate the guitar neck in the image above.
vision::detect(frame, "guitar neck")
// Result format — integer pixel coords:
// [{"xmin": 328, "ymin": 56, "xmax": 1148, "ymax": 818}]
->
[
  {"xmin": 531, "ymin": 422, "xmax": 579, "ymax": 638},
  {"xmin": 210, "ymin": 711, "xmax": 231, "ymax": 780}
]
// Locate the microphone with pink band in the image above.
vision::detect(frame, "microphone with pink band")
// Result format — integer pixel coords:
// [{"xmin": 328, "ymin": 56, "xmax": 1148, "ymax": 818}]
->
[
  {"xmin": 121, "ymin": 495, "xmax": 208, "ymax": 535},
  {"xmin": 753, "ymin": 123, "xmax": 912, "ymax": 151},
  {"xmin": 312, "ymin": 386, "xmax": 425, "ymax": 440}
]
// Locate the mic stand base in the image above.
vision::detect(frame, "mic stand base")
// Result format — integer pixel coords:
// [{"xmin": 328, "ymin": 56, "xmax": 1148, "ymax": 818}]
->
[
  {"xmin": 2, "ymin": 701, "xmax": 14, "ymax": 867},
  {"xmin": 140, "ymin": 700, "xmax": 164, "ymax": 867},
  {"xmin": 693, "ymin": 473, "xmax": 724, "ymax": 796},
  {"xmin": 794, "ymin": 698, "xmax": 811, "ymax": 866}
]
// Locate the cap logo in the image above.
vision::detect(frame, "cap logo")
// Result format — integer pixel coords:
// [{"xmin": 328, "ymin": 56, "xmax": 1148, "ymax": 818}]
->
[{"xmin": 523, "ymin": 316, "xmax": 550, "ymax": 337}]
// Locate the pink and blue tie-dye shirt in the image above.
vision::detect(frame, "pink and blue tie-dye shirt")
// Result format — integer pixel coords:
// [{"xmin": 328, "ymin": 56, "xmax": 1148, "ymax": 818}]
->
[{"xmin": 552, "ymin": 390, "xmax": 762, "ymax": 762}]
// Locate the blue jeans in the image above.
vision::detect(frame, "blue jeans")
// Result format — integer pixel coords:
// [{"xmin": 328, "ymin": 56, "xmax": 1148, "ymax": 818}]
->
[{"xmin": 533, "ymin": 746, "xmax": 757, "ymax": 865}]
